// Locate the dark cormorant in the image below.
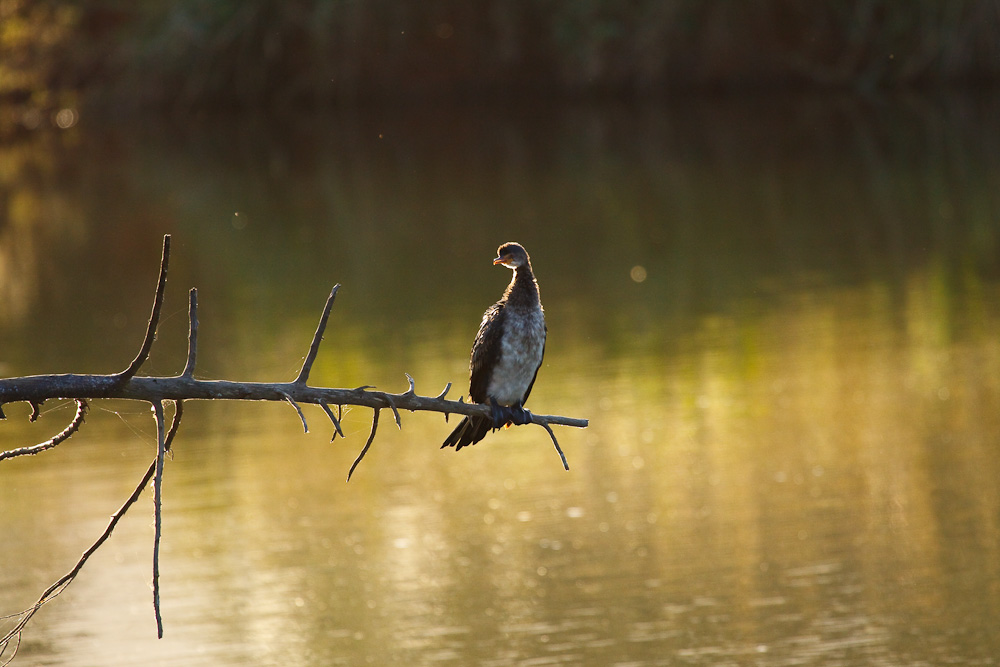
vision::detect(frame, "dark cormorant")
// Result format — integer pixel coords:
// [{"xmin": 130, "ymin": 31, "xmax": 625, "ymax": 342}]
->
[{"xmin": 442, "ymin": 242, "xmax": 546, "ymax": 450}]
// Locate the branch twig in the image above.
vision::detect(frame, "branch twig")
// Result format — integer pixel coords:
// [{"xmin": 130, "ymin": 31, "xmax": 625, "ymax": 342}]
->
[
  {"xmin": 116, "ymin": 235, "xmax": 170, "ymax": 383},
  {"xmin": 348, "ymin": 408, "xmax": 380, "ymax": 482},
  {"xmin": 0, "ymin": 400, "xmax": 88, "ymax": 462},
  {"xmin": 295, "ymin": 285, "xmax": 340, "ymax": 385},
  {"xmin": 151, "ymin": 401, "xmax": 167, "ymax": 639},
  {"xmin": 182, "ymin": 288, "xmax": 198, "ymax": 378},
  {"xmin": 537, "ymin": 419, "xmax": 569, "ymax": 471},
  {"xmin": 283, "ymin": 393, "xmax": 309, "ymax": 433}
]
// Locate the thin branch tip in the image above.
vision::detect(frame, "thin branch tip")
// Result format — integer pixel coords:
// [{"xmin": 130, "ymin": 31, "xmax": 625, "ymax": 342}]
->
[
  {"xmin": 151, "ymin": 401, "xmax": 167, "ymax": 638},
  {"xmin": 282, "ymin": 394, "xmax": 309, "ymax": 433},
  {"xmin": 182, "ymin": 288, "xmax": 198, "ymax": 378},
  {"xmin": 540, "ymin": 421, "xmax": 570, "ymax": 471},
  {"xmin": 347, "ymin": 408, "xmax": 380, "ymax": 481},
  {"xmin": 118, "ymin": 234, "xmax": 170, "ymax": 382},
  {"xmin": 295, "ymin": 284, "xmax": 341, "ymax": 385}
]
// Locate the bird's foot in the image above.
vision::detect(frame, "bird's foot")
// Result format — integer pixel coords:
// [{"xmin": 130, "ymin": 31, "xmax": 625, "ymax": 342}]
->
[
  {"xmin": 488, "ymin": 398, "xmax": 508, "ymax": 430},
  {"xmin": 509, "ymin": 404, "xmax": 532, "ymax": 426},
  {"xmin": 488, "ymin": 399, "xmax": 532, "ymax": 429}
]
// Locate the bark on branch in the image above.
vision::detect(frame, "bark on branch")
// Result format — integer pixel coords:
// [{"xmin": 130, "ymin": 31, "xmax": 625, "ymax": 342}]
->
[{"xmin": 0, "ymin": 235, "xmax": 588, "ymax": 661}]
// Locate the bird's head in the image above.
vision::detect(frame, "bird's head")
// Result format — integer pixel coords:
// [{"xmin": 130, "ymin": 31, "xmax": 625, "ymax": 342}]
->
[{"xmin": 493, "ymin": 242, "xmax": 531, "ymax": 270}]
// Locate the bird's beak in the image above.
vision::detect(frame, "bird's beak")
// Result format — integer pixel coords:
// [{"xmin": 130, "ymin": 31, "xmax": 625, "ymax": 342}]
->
[{"xmin": 493, "ymin": 255, "xmax": 509, "ymax": 265}]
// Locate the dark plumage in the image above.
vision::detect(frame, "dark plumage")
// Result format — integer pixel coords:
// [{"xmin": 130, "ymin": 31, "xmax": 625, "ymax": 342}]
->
[{"xmin": 443, "ymin": 242, "xmax": 547, "ymax": 450}]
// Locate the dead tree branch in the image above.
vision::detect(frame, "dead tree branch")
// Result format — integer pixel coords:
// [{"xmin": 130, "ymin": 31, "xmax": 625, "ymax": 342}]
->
[{"xmin": 0, "ymin": 234, "xmax": 588, "ymax": 660}]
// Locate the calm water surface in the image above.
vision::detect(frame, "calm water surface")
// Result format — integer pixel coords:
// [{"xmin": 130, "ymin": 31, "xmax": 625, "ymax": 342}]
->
[{"xmin": 2, "ymin": 94, "xmax": 1000, "ymax": 666}]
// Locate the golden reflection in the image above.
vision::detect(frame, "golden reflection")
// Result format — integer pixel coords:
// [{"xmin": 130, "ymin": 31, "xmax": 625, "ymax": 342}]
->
[
  {"xmin": 3, "ymin": 255, "xmax": 1000, "ymax": 665},
  {"xmin": 2, "ymin": 97, "xmax": 1000, "ymax": 664}
]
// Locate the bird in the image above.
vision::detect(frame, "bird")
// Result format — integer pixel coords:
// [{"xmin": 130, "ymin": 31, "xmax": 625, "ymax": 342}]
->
[{"xmin": 443, "ymin": 242, "xmax": 547, "ymax": 451}]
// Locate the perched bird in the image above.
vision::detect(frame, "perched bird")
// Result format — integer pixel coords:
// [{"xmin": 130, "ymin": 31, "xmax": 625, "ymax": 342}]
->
[{"xmin": 443, "ymin": 242, "xmax": 547, "ymax": 450}]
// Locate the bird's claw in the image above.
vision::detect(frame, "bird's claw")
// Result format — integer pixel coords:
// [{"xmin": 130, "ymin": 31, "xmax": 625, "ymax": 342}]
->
[
  {"xmin": 510, "ymin": 405, "xmax": 532, "ymax": 425},
  {"xmin": 489, "ymin": 398, "xmax": 507, "ymax": 430},
  {"xmin": 488, "ymin": 399, "xmax": 532, "ymax": 428}
]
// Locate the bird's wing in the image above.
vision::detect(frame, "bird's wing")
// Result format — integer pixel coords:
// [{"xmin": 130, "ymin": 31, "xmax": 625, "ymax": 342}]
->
[
  {"xmin": 469, "ymin": 302, "xmax": 506, "ymax": 403},
  {"xmin": 521, "ymin": 324, "xmax": 546, "ymax": 405}
]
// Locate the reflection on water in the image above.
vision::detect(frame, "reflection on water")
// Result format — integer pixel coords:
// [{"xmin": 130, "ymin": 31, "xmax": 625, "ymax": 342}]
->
[{"xmin": 2, "ymin": 94, "xmax": 1000, "ymax": 666}]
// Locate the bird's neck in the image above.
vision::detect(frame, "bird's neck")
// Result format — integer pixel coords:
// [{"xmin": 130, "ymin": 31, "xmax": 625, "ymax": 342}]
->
[{"xmin": 503, "ymin": 266, "xmax": 540, "ymax": 309}]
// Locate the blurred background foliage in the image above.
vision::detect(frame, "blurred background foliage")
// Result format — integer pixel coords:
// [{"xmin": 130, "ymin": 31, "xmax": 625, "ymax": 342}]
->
[{"xmin": 3, "ymin": 0, "xmax": 1000, "ymax": 132}]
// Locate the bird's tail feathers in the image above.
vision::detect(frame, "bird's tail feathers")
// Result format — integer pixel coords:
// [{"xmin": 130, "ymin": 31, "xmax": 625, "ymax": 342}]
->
[{"xmin": 441, "ymin": 415, "xmax": 493, "ymax": 450}]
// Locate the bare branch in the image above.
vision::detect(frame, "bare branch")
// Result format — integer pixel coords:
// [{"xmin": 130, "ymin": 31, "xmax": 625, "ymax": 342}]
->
[
  {"xmin": 348, "ymin": 408, "xmax": 380, "ymax": 481},
  {"xmin": 295, "ymin": 285, "xmax": 340, "ymax": 385},
  {"xmin": 0, "ymin": 375, "xmax": 589, "ymax": 432},
  {"xmin": 0, "ymin": 400, "xmax": 88, "ymax": 462},
  {"xmin": 151, "ymin": 401, "xmax": 167, "ymax": 638},
  {"xmin": 117, "ymin": 235, "xmax": 170, "ymax": 383},
  {"xmin": 182, "ymin": 289, "xmax": 198, "ymax": 378}
]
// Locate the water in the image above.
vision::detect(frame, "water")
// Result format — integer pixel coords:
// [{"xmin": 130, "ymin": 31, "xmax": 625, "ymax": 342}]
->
[{"xmin": 2, "ymin": 94, "xmax": 1000, "ymax": 666}]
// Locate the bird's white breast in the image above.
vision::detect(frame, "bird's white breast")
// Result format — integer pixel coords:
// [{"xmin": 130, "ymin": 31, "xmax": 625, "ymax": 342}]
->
[{"xmin": 487, "ymin": 308, "xmax": 546, "ymax": 405}]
